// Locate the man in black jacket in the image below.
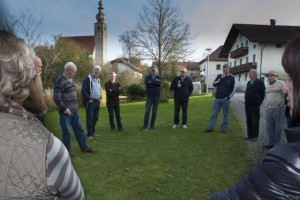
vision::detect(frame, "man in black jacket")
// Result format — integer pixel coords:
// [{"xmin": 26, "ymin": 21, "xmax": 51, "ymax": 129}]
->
[
  {"xmin": 204, "ymin": 64, "xmax": 235, "ymax": 134},
  {"xmin": 170, "ymin": 67, "xmax": 194, "ymax": 129},
  {"xmin": 141, "ymin": 65, "xmax": 162, "ymax": 131},
  {"xmin": 244, "ymin": 69, "xmax": 265, "ymax": 142},
  {"xmin": 81, "ymin": 65, "xmax": 102, "ymax": 140},
  {"xmin": 105, "ymin": 72, "xmax": 124, "ymax": 132}
]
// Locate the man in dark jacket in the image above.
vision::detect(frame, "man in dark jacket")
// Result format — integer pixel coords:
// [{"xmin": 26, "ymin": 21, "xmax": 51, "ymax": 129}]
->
[
  {"xmin": 81, "ymin": 65, "xmax": 102, "ymax": 140},
  {"xmin": 244, "ymin": 69, "xmax": 265, "ymax": 142},
  {"xmin": 170, "ymin": 67, "xmax": 194, "ymax": 129},
  {"xmin": 141, "ymin": 65, "xmax": 162, "ymax": 131},
  {"xmin": 105, "ymin": 71, "xmax": 124, "ymax": 132},
  {"xmin": 204, "ymin": 64, "xmax": 235, "ymax": 134}
]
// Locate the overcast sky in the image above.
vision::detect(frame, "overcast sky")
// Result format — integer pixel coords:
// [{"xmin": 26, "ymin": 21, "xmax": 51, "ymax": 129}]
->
[{"xmin": 3, "ymin": 0, "xmax": 300, "ymax": 63}]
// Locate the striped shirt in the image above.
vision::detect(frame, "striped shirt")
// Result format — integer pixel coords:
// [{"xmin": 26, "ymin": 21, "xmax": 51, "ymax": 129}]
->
[
  {"xmin": 265, "ymin": 80, "xmax": 285, "ymax": 108},
  {"xmin": 53, "ymin": 75, "xmax": 78, "ymax": 114},
  {"xmin": 46, "ymin": 135, "xmax": 84, "ymax": 200}
]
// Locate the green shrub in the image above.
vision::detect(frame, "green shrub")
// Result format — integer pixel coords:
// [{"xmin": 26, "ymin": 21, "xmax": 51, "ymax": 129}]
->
[
  {"xmin": 160, "ymin": 80, "xmax": 171, "ymax": 103},
  {"xmin": 127, "ymin": 84, "xmax": 146, "ymax": 100}
]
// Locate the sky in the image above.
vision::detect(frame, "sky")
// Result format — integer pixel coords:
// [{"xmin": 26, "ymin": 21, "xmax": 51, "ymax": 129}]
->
[{"xmin": 3, "ymin": 0, "xmax": 300, "ymax": 63}]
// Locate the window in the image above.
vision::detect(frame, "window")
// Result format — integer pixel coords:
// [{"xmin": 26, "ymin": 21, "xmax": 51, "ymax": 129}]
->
[
  {"xmin": 239, "ymin": 74, "xmax": 241, "ymax": 81},
  {"xmin": 276, "ymin": 44, "xmax": 282, "ymax": 48},
  {"xmin": 246, "ymin": 40, "xmax": 248, "ymax": 47},
  {"xmin": 234, "ymin": 61, "xmax": 236, "ymax": 67},
  {"xmin": 241, "ymin": 43, "xmax": 243, "ymax": 47},
  {"xmin": 245, "ymin": 73, "xmax": 248, "ymax": 80},
  {"xmin": 240, "ymin": 59, "xmax": 242, "ymax": 65},
  {"xmin": 253, "ymin": 54, "xmax": 256, "ymax": 62},
  {"xmin": 253, "ymin": 44, "xmax": 256, "ymax": 49},
  {"xmin": 246, "ymin": 57, "xmax": 249, "ymax": 63},
  {"xmin": 191, "ymin": 73, "xmax": 194, "ymax": 77},
  {"xmin": 230, "ymin": 62, "xmax": 232, "ymax": 67},
  {"xmin": 216, "ymin": 64, "xmax": 221, "ymax": 70},
  {"xmin": 237, "ymin": 45, "xmax": 239, "ymax": 49}
]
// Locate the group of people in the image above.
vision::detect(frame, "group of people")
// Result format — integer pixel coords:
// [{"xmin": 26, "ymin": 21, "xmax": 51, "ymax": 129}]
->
[{"xmin": 1, "ymin": 28, "xmax": 300, "ymax": 199}]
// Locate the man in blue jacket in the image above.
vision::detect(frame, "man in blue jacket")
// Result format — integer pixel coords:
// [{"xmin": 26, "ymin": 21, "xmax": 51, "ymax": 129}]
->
[
  {"xmin": 204, "ymin": 64, "xmax": 235, "ymax": 134},
  {"xmin": 81, "ymin": 65, "xmax": 102, "ymax": 140},
  {"xmin": 141, "ymin": 65, "xmax": 162, "ymax": 131},
  {"xmin": 170, "ymin": 67, "xmax": 194, "ymax": 129}
]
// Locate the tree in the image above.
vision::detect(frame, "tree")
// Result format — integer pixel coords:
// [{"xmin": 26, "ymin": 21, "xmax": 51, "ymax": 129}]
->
[
  {"xmin": 130, "ymin": 0, "xmax": 195, "ymax": 76},
  {"xmin": 4, "ymin": 8, "xmax": 43, "ymax": 48},
  {"xmin": 35, "ymin": 35, "xmax": 93, "ymax": 88},
  {"xmin": 119, "ymin": 31, "xmax": 141, "ymax": 63}
]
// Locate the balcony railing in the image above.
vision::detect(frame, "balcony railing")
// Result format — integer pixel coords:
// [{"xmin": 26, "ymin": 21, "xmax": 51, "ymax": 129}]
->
[
  {"xmin": 230, "ymin": 47, "xmax": 248, "ymax": 58},
  {"xmin": 230, "ymin": 62, "xmax": 257, "ymax": 74}
]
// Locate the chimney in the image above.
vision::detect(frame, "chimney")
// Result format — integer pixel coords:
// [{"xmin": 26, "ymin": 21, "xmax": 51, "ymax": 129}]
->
[{"xmin": 270, "ymin": 19, "xmax": 276, "ymax": 26}]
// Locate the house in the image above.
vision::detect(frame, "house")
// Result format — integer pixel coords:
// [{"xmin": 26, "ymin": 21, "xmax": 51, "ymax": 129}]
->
[
  {"xmin": 219, "ymin": 19, "xmax": 300, "ymax": 91},
  {"xmin": 110, "ymin": 58, "xmax": 142, "ymax": 79},
  {"xmin": 199, "ymin": 46, "xmax": 227, "ymax": 90},
  {"xmin": 183, "ymin": 62, "xmax": 200, "ymax": 81}
]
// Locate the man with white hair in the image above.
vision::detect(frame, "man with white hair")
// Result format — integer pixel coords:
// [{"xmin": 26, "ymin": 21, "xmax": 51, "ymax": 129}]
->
[
  {"xmin": 244, "ymin": 69, "xmax": 265, "ymax": 142},
  {"xmin": 81, "ymin": 65, "xmax": 102, "ymax": 139},
  {"xmin": 53, "ymin": 62, "xmax": 97, "ymax": 156}
]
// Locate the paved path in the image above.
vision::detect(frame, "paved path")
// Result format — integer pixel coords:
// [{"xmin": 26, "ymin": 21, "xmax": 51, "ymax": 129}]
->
[{"xmin": 230, "ymin": 93, "xmax": 270, "ymax": 164}]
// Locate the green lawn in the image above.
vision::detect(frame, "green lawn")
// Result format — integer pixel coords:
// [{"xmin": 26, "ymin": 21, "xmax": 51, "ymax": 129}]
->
[{"xmin": 46, "ymin": 95, "xmax": 253, "ymax": 200}]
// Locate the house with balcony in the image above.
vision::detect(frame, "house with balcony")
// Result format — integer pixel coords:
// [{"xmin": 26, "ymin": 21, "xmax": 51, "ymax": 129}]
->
[
  {"xmin": 219, "ymin": 20, "xmax": 300, "ymax": 91},
  {"xmin": 199, "ymin": 46, "xmax": 227, "ymax": 90}
]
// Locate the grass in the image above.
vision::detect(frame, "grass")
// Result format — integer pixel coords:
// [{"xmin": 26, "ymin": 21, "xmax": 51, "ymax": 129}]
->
[{"xmin": 46, "ymin": 95, "xmax": 254, "ymax": 200}]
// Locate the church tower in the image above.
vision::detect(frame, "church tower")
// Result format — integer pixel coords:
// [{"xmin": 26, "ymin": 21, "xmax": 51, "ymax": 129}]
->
[{"xmin": 94, "ymin": 0, "xmax": 107, "ymax": 65}]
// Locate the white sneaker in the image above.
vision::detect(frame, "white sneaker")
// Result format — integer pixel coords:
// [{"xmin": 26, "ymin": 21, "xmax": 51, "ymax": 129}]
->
[
  {"xmin": 172, "ymin": 124, "xmax": 179, "ymax": 129},
  {"xmin": 88, "ymin": 136, "xmax": 94, "ymax": 140},
  {"xmin": 182, "ymin": 125, "xmax": 187, "ymax": 129}
]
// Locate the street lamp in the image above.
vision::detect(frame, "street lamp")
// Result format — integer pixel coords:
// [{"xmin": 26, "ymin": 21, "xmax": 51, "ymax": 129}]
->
[{"xmin": 205, "ymin": 48, "xmax": 212, "ymax": 93}]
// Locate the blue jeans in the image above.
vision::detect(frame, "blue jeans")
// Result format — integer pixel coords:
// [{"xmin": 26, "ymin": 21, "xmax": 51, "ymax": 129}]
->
[
  {"xmin": 86, "ymin": 100, "xmax": 100, "ymax": 136},
  {"xmin": 174, "ymin": 99, "xmax": 189, "ymax": 125},
  {"xmin": 60, "ymin": 111, "xmax": 89, "ymax": 152},
  {"xmin": 107, "ymin": 106, "xmax": 123, "ymax": 130},
  {"xmin": 266, "ymin": 107, "xmax": 285, "ymax": 146},
  {"xmin": 143, "ymin": 96, "xmax": 160, "ymax": 128},
  {"xmin": 208, "ymin": 98, "xmax": 230, "ymax": 131}
]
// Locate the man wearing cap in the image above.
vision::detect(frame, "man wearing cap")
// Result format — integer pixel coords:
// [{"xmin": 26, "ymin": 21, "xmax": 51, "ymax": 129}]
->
[
  {"xmin": 141, "ymin": 65, "xmax": 162, "ymax": 131},
  {"xmin": 264, "ymin": 70, "xmax": 286, "ymax": 148}
]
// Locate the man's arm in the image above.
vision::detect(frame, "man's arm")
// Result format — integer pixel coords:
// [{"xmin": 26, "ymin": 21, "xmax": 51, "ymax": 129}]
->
[
  {"xmin": 228, "ymin": 75, "xmax": 236, "ymax": 99},
  {"xmin": 105, "ymin": 82, "xmax": 114, "ymax": 97},
  {"xmin": 189, "ymin": 78, "xmax": 194, "ymax": 96},
  {"xmin": 170, "ymin": 77, "xmax": 178, "ymax": 90},
  {"xmin": 46, "ymin": 135, "xmax": 84, "ymax": 200},
  {"xmin": 53, "ymin": 78, "xmax": 67, "ymax": 113},
  {"xmin": 81, "ymin": 77, "xmax": 91, "ymax": 102},
  {"xmin": 213, "ymin": 74, "xmax": 222, "ymax": 87},
  {"xmin": 112, "ymin": 82, "xmax": 123, "ymax": 94}
]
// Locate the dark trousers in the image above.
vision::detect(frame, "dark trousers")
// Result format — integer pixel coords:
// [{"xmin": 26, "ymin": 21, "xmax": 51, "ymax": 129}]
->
[
  {"xmin": 174, "ymin": 99, "xmax": 189, "ymax": 125},
  {"xmin": 245, "ymin": 105, "xmax": 260, "ymax": 138},
  {"xmin": 143, "ymin": 96, "xmax": 160, "ymax": 128},
  {"xmin": 107, "ymin": 105, "xmax": 123, "ymax": 130},
  {"xmin": 86, "ymin": 100, "xmax": 100, "ymax": 136}
]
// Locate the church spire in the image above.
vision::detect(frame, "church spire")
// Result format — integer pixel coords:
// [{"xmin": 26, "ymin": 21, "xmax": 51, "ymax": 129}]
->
[{"xmin": 96, "ymin": 0, "xmax": 106, "ymax": 23}]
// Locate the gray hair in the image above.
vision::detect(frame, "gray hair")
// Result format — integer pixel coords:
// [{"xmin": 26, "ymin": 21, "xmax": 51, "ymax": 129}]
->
[
  {"xmin": 110, "ymin": 71, "xmax": 116, "ymax": 76},
  {"xmin": 250, "ymin": 69, "xmax": 258, "ymax": 76},
  {"xmin": 92, "ymin": 65, "xmax": 101, "ymax": 72},
  {"xmin": 223, "ymin": 63, "xmax": 229, "ymax": 69},
  {"xmin": 0, "ymin": 31, "xmax": 35, "ymax": 111},
  {"xmin": 64, "ymin": 62, "xmax": 77, "ymax": 71}
]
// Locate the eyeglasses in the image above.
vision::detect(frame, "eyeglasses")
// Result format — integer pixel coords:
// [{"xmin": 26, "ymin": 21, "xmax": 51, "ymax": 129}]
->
[{"xmin": 180, "ymin": 71, "xmax": 186, "ymax": 73}]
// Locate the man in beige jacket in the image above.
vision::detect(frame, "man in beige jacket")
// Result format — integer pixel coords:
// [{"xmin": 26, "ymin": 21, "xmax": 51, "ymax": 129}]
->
[{"xmin": 23, "ymin": 56, "xmax": 48, "ymax": 126}]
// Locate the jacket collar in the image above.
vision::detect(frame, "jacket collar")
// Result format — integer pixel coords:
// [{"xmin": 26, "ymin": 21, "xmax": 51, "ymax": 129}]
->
[{"xmin": 285, "ymin": 127, "xmax": 300, "ymax": 143}]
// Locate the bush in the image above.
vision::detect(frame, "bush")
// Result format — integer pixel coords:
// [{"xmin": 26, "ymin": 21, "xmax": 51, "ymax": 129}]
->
[
  {"xmin": 160, "ymin": 80, "xmax": 171, "ymax": 103},
  {"xmin": 127, "ymin": 84, "xmax": 146, "ymax": 100}
]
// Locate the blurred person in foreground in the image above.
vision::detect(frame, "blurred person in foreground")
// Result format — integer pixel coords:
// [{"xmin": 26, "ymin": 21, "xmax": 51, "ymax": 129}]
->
[
  {"xmin": 105, "ymin": 71, "xmax": 124, "ymax": 132},
  {"xmin": 23, "ymin": 56, "xmax": 48, "ymax": 126},
  {"xmin": 0, "ymin": 31, "xmax": 84, "ymax": 199},
  {"xmin": 53, "ymin": 62, "xmax": 97, "ymax": 157},
  {"xmin": 210, "ymin": 36, "xmax": 300, "ymax": 200}
]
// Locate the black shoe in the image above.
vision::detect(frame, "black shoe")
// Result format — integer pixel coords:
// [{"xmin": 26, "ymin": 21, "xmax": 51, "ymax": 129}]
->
[
  {"xmin": 150, "ymin": 126, "xmax": 154, "ymax": 130},
  {"xmin": 263, "ymin": 144, "xmax": 274, "ymax": 149},
  {"xmin": 119, "ymin": 128, "xmax": 124, "ymax": 132},
  {"xmin": 251, "ymin": 137, "xmax": 258, "ymax": 142},
  {"xmin": 221, "ymin": 130, "xmax": 226, "ymax": 134},
  {"xmin": 204, "ymin": 129, "xmax": 213, "ymax": 133},
  {"xmin": 141, "ymin": 127, "xmax": 148, "ymax": 131},
  {"xmin": 111, "ymin": 129, "xmax": 115, "ymax": 132},
  {"xmin": 244, "ymin": 136, "xmax": 252, "ymax": 140}
]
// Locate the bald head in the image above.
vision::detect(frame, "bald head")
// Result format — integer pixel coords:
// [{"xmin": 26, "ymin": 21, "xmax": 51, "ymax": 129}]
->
[{"xmin": 34, "ymin": 56, "xmax": 42, "ymax": 74}]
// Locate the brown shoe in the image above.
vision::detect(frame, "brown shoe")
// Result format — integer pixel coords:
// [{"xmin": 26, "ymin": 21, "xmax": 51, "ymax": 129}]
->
[
  {"xmin": 83, "ymin": 148, "xmax": 97, "ymax": 153},
  {"xmin": 69, "ymin": 152, "xmax": 76, "ymax": 157},
  {"xmin": 263, "ymin": 144, "xmax": 274, "ymax": 149}
]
